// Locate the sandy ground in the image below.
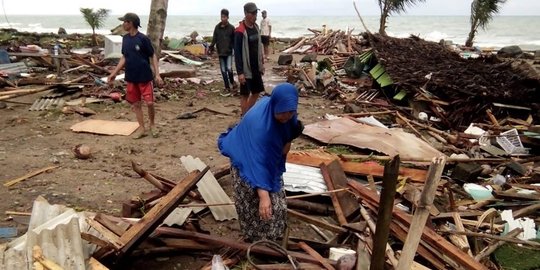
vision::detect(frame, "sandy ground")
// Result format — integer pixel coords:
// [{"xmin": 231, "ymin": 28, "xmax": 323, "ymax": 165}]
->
[{"xmin": 0, "ymin": 54, "xmax": 344, "ymax": 268}]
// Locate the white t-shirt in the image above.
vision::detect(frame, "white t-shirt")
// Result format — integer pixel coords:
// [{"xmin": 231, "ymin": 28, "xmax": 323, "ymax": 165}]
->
[{"xmin": 261, "ymin": 18, "xmax": 271, "ymax": 36}]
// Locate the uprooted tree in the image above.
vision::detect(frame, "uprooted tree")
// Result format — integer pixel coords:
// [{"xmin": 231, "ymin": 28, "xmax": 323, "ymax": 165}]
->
[
  {"xmin": 80, "ymin": 8, "xmax": 110, "ymax": 46},
  {"xmin": 465, "ymin": 0, "xmax": 507, "ymax": 47},
  {"xmin": 377, "ymin": 0, "xmax": 426, "ymax": 36}
]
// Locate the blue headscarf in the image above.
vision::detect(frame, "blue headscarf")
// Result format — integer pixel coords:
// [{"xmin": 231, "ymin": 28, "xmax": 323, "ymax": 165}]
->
[{"xmin": 218, "ymin": 83, "xmax": 299, "ymax": 192}]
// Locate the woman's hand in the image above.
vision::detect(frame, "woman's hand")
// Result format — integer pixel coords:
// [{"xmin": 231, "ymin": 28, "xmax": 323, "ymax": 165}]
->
[{"xmin": 257, "ymin": 189, "xmax": 272, "ymax": 221}]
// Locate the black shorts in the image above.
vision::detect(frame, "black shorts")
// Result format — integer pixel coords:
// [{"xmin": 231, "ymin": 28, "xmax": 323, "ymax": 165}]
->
[
  {"xmin": 261, "ymin": 35, "xmax": 270, "ymax": 46},
  {"xmin": 240, "ymin": 72, "xmax": 264, "ymax": 96}
]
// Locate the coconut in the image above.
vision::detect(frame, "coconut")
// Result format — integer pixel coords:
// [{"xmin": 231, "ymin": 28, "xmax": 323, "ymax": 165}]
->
[{"xmin": 73, "ymin": 144, "xmax": 91, "ymax": 159}]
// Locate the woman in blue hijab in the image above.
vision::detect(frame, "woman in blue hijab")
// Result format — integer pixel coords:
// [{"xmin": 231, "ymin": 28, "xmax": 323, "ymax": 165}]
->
[{"xmin": 218, "ymin": 82, "xmax": 303, "ymax": 241}]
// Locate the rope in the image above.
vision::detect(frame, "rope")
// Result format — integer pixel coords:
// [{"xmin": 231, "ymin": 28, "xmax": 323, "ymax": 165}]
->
[{"xmin": 247, "ymin": 240, "xmax": 298, "ymax": 270}]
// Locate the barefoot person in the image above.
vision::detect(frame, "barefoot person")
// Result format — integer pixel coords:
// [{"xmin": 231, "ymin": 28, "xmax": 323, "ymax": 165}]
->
[
  {"xmin": 234, "ymin": 2, "xmax": 265, "ymax": 115},
  {"xmin": 209, "ymin": 9, "xmax": 237, "ymax": 96},
  {"xmin": 260, "ymin": 10, "xmax": 272, "ymax": 60},
  {"xmin": 218, "ymin": 83, "xmax": 304, "ymax": 241},
  {"xmin": 108, "ymin": 12, "xmax": 163, "ymax": 139}
]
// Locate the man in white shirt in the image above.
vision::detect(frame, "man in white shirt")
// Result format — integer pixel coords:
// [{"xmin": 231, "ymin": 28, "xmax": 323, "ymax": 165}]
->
[{"xmin": 260, "ymin": 10, "xmax": 272, "ymax": 60}]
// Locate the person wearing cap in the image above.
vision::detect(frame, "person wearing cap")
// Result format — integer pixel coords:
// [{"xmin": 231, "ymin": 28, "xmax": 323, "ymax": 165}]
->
[
  {"xmin": 209, "ymin": 9, "xmax": 237, "ymax": 95},
  {"xmin": 108, "ymin": 12, "xmax": 164, "ymax": 139},
  {"xmin": 260, "ymin": 10, "xmax": 272, "ymax": 60},
  {"xmin": 234, "ymin": 2, "xmax": 265, "ymax": 115}
]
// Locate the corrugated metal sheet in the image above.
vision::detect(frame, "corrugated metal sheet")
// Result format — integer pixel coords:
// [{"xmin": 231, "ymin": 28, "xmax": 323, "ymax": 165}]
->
[
  {"xmin": 283, "ymin": 163, "xmax": 327, "ymax": 193},
  {"xmin": 162, "ymin": 208, "xmax": 192, "ymax": 227},
  {"xmin": 180, "ymin": 155, "xmax": 238, "ymax": 221},
  {"xmin": 1, "ymin": 196, "xmax": 96, "ymax": 270}
]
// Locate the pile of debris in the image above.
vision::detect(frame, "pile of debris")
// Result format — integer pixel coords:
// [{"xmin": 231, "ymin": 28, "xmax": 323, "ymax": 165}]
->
[
  {"xmin": 0, "ymin": 30, "xmax": 206, "ymax": 111},
  {"xmin": 368, "ymin": 34, "xmax": 540, "ymax": 128},
  {"xmin": 283, "ymin": 29, "xmax": 367, "ymax": 55}
]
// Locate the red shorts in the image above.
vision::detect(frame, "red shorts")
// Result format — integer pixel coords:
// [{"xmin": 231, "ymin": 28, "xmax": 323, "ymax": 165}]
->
[{"xmin": 126, "ymin": 81, "xmax": 154, "ymax": 103}]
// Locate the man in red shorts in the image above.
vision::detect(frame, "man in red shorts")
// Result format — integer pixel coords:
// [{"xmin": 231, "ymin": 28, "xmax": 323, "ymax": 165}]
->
[{"xmin": 108, "ymin": 12, "xmax": 163, "ymax": 138}]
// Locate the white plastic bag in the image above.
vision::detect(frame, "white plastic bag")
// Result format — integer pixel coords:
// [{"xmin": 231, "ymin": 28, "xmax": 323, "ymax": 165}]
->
[{"xmin": 211, "ymin": 255, "xmax": 229, "ymax": 270}]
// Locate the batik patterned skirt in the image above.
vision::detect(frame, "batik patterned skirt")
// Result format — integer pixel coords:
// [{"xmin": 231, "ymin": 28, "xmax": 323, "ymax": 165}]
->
[{"xmin": 231, "ymin": 167, "xmax": 287, "ymax": 241}]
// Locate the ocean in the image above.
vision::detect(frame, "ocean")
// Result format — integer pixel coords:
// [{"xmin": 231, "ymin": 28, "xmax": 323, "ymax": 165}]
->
[{"xmin": 1, "ymin": 15, "xmax": 540, "ymax": 50}]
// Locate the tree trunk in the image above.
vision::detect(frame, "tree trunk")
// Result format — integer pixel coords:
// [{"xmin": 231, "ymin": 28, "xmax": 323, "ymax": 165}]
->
[
  {"xmin": 379, "ymin": 1, "xmax": 389, "ymax": 36},
  {"xmin": 465, "ymin": 19, "xmax": 478, "ymax": 47},
  {"xmin": 147, "ymin": 0, "xmax": 169, "ymax": 57},
  {"xmin": 92, "ymin": 28, "xmax": 97, "ymax": 46}
]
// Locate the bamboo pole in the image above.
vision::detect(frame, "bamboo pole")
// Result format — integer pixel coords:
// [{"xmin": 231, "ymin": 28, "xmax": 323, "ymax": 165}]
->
[{"xmin": 396, "ymin": 156, "xmax": 447, "ymax": 270}]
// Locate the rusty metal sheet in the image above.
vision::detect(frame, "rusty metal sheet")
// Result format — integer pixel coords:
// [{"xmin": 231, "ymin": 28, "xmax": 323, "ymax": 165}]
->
[{"xmin": 303, "ymin": 118, "xmax": 443, "ymax": 160}]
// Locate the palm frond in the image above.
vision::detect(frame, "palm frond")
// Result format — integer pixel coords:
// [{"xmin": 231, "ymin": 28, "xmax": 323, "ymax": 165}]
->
[
  {"xmin": 470, "ymin": 0, "xmax": 506, "ymax": 30},
  {"xmin": 389, "ymin": 0, "xmax": 426, "ymax": 14},
  {"xmin": 79, "ymin": 7, "xmax": 110, "ymax": 30}
]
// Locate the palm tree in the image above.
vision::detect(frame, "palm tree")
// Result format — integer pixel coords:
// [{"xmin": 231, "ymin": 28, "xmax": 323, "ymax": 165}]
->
[
  {"xmin": 465, "ymin": 0, "xmax": 506, "ymax": 47},
  {"xmin": 378, "ymin": 0, "xmax": 426, "ymax": 36},
  {"xmin": 80, "ymin": 8, "xmax": 110, "ymax": 46}
]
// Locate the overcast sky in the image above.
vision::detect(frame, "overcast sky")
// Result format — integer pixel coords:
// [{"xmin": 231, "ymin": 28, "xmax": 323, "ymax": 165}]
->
[{"xmin": 3, "ymin": 0, "xmax": 540, "ymax": 16}]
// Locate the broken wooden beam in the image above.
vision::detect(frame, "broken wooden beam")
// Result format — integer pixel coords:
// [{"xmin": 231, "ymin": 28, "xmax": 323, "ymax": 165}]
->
[
  {"xmin": 3, "ymin": 165, "xmax": 59, "ymax": 187},
  {"xmin": 371, "ymin": 155, "xmax": 400, "ymax": 270},
  {"xmin": 288, "ymin": 151, "xmax": 428, "ymax": 182},
  {"xmin": 397, "ymin": 156, "xmax": 446, "ymax": 270},
  {"xmin": 287, "ymin": 208, "xmax": 347, "ymax": 234},
  {"xmin": 348, "ymin": 179, "xmax": 488, "ymax": 270},
  {"xmin": 298, "ymin": 241, "xmax": 335, "ymax": 270},
  {"xmin": 156, "ymin": 227, "xmax": 336, "ymax": 266},
  {"xmin": 131, "ymin": 161, "xmax": 168, "ymax": 192},
  {"xmin": 117, "ymin": 167, "xmax": 208, "ymax": 256},
  {"xmin": 287, "ymin": 199, "xmax": 334, "ymax": 216},
  {"xmin": 320, "ymin": 162, "xmax": 348, "ymax": 225}
]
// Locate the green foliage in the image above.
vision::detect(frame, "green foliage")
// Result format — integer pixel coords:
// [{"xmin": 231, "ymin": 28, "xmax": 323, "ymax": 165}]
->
[
  {"xmin": 79, "ymin": 8, "xmax": 110, "ymax": 32},
  {"xmin": 378, "ymin": 0, "xmax": 426, "ymax": 15},
  {"xmin": 466, "ymin": 0, "xmax": 506, "ymax": 46},
  {"xmin": 470, "ymin": 0, "xmax": 506, "ymax": 30},
  {"xmin": 493, "ymin": 243, "xmax": 540, "ymax": 270},
  {"xmin": 80, "ymin": 8, "xmax": 109, "ymax": 45},
  {"xmin": 377, "ymin": 0, "xmax": 426, "ymax": 35}
]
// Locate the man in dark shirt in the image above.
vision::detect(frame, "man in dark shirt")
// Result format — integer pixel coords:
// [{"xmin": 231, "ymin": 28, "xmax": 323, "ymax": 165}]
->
[
  {"xmin": 108, "ymin": 13, "xmax": 163, "ymax": 139},
  {"xmin": 234, "ymin": 2, "xmax": 264, "ymax": 115},
  {"xmin": 209, "ymin": 9, "xmax": 237, "ymax": 95}
]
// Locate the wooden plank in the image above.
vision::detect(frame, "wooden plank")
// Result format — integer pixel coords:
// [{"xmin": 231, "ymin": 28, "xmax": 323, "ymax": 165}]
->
[
  {"xmin": 156, "ymin": 227, "xmax": 336, "ymax": 267},
  {"xmin": 287, "ymin": 209, "xmax": 347, "ymax": 234},
  {"xmin": 324, "ymin": 160, "xmax": 360, "ymax": 218},
  {"xmin": 359, "ymin": 205, "xmax": 398, "ymax": 268},
  {"xmin": 160, "ymin": 238, "xmax": 213, "ymax": 250},
  {"xmin": 3, "ymin": 166, "xmax": 59, "ymax": 187},
  {"xmin": 320, "ymin": 162, "xmax": 348, "ymax": 225},
  {"xmin": 388, "ymin": 222, "xmax": 448, "ymax": 270},
  {"xmin": 118, "ymin": 168, "xmax": 208, "ymax": 255},
  {"xmin": 94, "ymin": 213, "xmax": 128, "ymax": 237},
  {"xmin": 298, "ymin": 241, "xmax": 335, "ymax": 270},
  {"xmin": 32, "ymin": 245, "xmax": 64, "ymax": 270},
  {"xmin": 86, "ymin": 218, "xmax": 124, "ymax": 250},
  {"xmin": 81, "ymin": 232, "xmax": 110, "ymax": 249},
  {"xmin": 348, "ymin": 179, "xmax": 488, "ymax": 270},
  {"xmin": 287, "ymin": 151, "xmax": 427, "ymax": 182},
  {"xmin": 87, "ymin": 257, "xmax": 109, "ymax": 270},
  {"xmin": 452, "ymin": 212, "xmax": 472, "ymax": 256},
  {"xmin": 371, "ymin": 156, "xmax": 400, "ymax": 270},
  {"xmin": 397, "ymin": 156, "xmax": 446, "ymax": 270}
]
